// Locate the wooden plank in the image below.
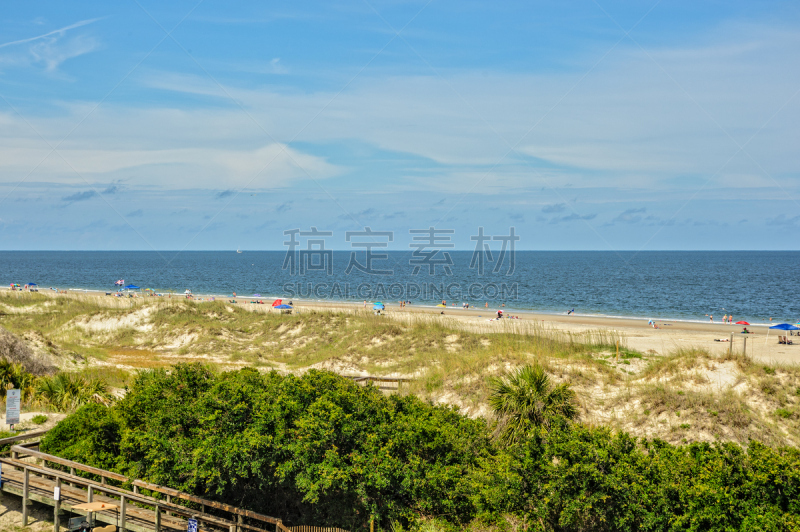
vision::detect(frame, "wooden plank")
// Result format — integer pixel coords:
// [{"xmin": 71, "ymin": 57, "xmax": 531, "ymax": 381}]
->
[
  {"xmin": 133, "ymin": 479, "xmax": 281, "ymax": 524},
  {"xmin": 8, "ymin": 448, "xmax": 281, "ymax": 526},
  {"xmin": 10, "ymin": 446, "xmax": 129, "ymax": 483},
  {"xmin": 1, "ymin": 459, "xmax": 261, "ymax": 532},
  {"xmin": 0, "ymin": 429, "xmax": 50, "ymax": 445},
  {"xmin": 1, "ymin": 467, "xmax": 209, "ymax": 532},
  {"xmin": 22, "ymin": 467, "xmax": 29, "ymax": 526}
]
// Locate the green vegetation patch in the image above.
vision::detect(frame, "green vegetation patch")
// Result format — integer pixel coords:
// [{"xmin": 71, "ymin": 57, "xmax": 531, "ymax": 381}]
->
[{"xmin": 42, "ymin": 363, "xmax": 800, "ymax": 532}]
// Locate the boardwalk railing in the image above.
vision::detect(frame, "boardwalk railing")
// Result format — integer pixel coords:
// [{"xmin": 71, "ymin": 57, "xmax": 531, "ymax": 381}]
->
[
  {"xmin": 342, "ymin": 375, "xmax": 411, "ymax": 392},
  {"xmin": 2, "ymin": 443, "xmax": 290, "ymax": 532}
]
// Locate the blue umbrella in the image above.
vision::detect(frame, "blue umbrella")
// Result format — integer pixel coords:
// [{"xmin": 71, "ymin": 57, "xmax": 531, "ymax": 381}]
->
[
  {"xmin": 252, "ymin": 293, "xmax": 262, "ymax": 297},
  {"xmin": 770, "ymin": 323, "xmax": 799, "ymax": 330},
  {"xmin": 125, "ymin": 284, "xmax": 140, "ymax": 290},
  {"xmin": 373, "ymin": 302, "xmax": 385, "ymax": 310},
  {"xmin": 27, "ymin": 283, "xmax": 37, "ymax": 286},
  {"xmin": 274, "ymin": 304, "xmax": 293, "ymax": 309}
]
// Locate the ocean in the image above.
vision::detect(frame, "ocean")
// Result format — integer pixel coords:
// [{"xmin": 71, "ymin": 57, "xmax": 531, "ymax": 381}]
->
[{"xmin": 1, "ymin": 251, "xmax": 798, "ymax": 324}]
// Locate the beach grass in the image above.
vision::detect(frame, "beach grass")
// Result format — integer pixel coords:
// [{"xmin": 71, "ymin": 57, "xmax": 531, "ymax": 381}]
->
[{"xmin": 2, "ymin": 290, "xmax": 799, "ymax": 446}]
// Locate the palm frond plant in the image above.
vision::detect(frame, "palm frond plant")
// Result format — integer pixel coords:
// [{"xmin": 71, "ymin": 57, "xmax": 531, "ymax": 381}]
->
[
  {"xmin": 34, "ymin": 373, "xmax": 114, "ymax": 411},
  {"xmin": 488, "ymin": 363, "xmax": 577, "ymax": 445}
]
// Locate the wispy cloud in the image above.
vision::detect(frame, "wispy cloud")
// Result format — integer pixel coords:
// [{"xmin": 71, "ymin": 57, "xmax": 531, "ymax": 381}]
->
[
  {"xmin": 0, "ymin": 17, "xmax": 105, "ymax": 49},
  {"xmin": 549, "ymin": 212, "xmax": 597, "ymax": 224},
  {"xmin": 0, "ymin": 17, "xmax": 105, "ymax": 72},
  {"xmin": 766, "ymin": 214, "xmax": 800, "ymax": 226},
  {"xmin": 542, "ymin": 203, "xmax": 566, "ymax": 214},
  {"xmin": 611, "ymin": 208, "xmax": 647, "ymax": 225},
  {"xmin": 62, "ymin": 190, "xmax": 96, "ymax": 203}
]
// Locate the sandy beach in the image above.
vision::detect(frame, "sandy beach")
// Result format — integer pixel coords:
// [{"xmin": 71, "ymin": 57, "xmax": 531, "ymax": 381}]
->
[
  {"xmin": 281, "ymin": 299, "xmax": 799, "ymax": 366},
  {"xmin": 14, "ymin": 287, "xmax": 796, "ymax": 366}
]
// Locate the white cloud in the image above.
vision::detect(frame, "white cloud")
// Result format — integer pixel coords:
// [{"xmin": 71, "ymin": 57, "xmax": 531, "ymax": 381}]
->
[
  {"xmin": 0, "ymin": 17, "xmax": 104, "ymax": 72},
  {"xmin": 2, "ymin": 21, "xmax": 799, "ymax": 198},
  {"xmin": 0, "ymin": 141, "xmax": 341, "ymax": 190}
]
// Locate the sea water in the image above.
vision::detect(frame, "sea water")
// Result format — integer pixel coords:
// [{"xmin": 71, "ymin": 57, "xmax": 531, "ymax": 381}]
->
[{"xmin": 1, "ymin": 251, "xmax": 798, "ymax": 324}]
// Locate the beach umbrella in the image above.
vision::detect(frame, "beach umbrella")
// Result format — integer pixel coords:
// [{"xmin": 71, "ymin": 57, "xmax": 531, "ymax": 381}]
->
[
  {"xmin": 275, "ymin": 304, "xmax": 292, "ymax": 309},
  {"xmin": 769, "ymin": 323, "xmax": 799, "ymax": 330},
  {"xmin": 125, "ymin": 284, "xmax": 140, "ymax": 290},
  {"xmin": 373, "ymin": 302, "xmax": 385, "ymax": 310},
  {"xmin": 184, "ymin": 289, "xmax": 192, "ymax": 294},
  {"xmin": 252, "ymin": 293, "xmax": 262, "ymax": 297},
  {"xmin": 767, "ymin": 323, "xmax": 799, "ymax": 344},
  {"xmin": 272, "ymin": 299, "xmax": 282, "ymax": 307},
  {"xmin": 735, "ymin": 321, "xmax": 749, "ymax": 325}
]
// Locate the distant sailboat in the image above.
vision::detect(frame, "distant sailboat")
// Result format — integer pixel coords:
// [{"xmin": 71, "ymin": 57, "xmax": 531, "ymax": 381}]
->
[{"xmin": 237, "ymin": 248, "xmax": 242, "ymax": 253}]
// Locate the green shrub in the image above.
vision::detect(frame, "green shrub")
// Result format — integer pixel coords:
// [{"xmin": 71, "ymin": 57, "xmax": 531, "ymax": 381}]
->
[
  {"xmin": 31, "ymin": 414, "xmax": 48, "ymax": 424},
  {"xmin": 42, "ymin": 363, "xmax": 800, "ymax": 532}
]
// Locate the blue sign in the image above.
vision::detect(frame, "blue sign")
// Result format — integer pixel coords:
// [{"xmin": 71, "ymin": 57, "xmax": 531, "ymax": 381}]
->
[{"xmin": 187, "ymin": 518, "xmax": 198, "ymax": 532}]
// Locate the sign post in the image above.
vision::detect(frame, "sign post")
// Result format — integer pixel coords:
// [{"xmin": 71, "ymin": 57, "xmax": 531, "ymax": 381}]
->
[{"xmin": 6, "ymin": 389, "xmax": 20, "ymax": 429}]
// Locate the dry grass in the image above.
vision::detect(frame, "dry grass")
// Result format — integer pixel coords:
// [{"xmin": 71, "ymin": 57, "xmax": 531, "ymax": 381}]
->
[{"xmin": 2, "ymin": 290, "xmax": 800, "ymax": 446}]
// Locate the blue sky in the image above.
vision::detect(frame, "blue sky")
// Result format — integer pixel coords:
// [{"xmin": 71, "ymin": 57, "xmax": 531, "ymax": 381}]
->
[{"xmin": 1, "ymin": 1, "xmax": 799, "ymax": 250}]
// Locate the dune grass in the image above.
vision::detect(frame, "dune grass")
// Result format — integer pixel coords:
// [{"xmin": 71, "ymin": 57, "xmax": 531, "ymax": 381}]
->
[{"xmin": 3, "ymin": 291, "xmax": 800, "ymax": 445}]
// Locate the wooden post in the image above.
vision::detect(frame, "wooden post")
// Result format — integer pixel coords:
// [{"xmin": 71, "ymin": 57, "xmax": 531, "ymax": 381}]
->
[
  {"xmin": 101, "ymin": 476, "xmax": 106, "ymax": 485},
  {"xmin": 238, "ymin": 514, "xmax": 244, "ymax": 532},
  {"xmin": 371, "ymin": 517, "xmax": 375, "ymax": 532},
  {"xmin": 54, "ymin": 478, "xmax": 61, "ymax": 532},
  {"xmin": 22, "ymin": 468, "xmax": 29, "ymax": 526},
  {"xmin": 743, "ymin": 336, "xmax": 747, "ymax": 358},
  {"xmin": 154, "ymin": 505, "xmax": 161, "ymax": 532},
  {"xmin": 120, "ymin": 495, "xmax": 127, "ymax": 532},
  {"xmin": 729, "ymin": 333, "xmax": 733, "ymax": 357},
  {"xmin": 88, "ymin": 486, "xmax": 93, "ymax": 502},
  {"xmin": 615, "ymin": 340, "xmax": 619, "ymax": 363},
  {"xmin": 133, "ymin": 485, "xmax": 139, "ymax": 494}
]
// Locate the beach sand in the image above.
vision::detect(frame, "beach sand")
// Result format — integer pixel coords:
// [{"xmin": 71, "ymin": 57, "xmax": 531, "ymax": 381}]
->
[
  {"xmin": 278, "ymin": 299, "xmax": 799, "ymax": 366},
  {"xmin": 7, "ymin": 288, "xmax": 798, "ymax": 366}
]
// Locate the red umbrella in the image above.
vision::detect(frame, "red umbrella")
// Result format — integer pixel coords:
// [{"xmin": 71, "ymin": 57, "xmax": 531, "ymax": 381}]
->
[
  {"xmin": 735, "ymin": 321, "xmax": 749, "ymax": 325},
  {"xmin": 272, "ymin": 299, "xmax": 282, "ymax": 307}
]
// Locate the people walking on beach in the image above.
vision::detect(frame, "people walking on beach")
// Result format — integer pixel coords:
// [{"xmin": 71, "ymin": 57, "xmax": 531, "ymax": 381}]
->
[{"xmin": 567, "ymin": 308, "xmax": 574, "ymax": 315}]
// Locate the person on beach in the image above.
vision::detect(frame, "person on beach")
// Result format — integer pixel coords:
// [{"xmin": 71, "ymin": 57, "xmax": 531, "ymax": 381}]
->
[
  {"xmin": 497, "ymin": 310, "xmax": 503, "ymax": 319},
  {"xmin": 567, "ymin": 308, "xmax": 574, "ymax": 315},
  {"xmin": 723, "ymin": 314, "xmax": 727, "ymax": 324},
  {"xmin": 485, "ymin": 302, "xmax": 488, "ymax": 308}
]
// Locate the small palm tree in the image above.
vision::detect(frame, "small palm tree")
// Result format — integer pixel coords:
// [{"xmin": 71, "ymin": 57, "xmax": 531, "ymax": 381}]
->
[
  {"xmin": 34, "ymin": 373, "xmax": 114, "ymax": 411},
  {"xmin": 488, "ymin": 363, "xmax": 577, "ymax": 445}
]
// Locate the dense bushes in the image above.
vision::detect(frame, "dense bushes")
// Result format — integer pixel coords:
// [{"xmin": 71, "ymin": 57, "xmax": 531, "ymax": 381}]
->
[
  {"xmin": 42, "ymin": 364, "xmax": 800, "ymax": 531},
  {"xmin": 43, "ymin": 364, "xmax": 489, "ymax": 529},
  {"xmin": 474, "ymin": 423, "xmax": 800, "ymax": 531}
]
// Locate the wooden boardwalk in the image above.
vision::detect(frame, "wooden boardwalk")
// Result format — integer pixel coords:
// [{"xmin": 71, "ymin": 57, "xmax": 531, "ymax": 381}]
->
[{"xmin": 0, "ymin": 436, "xmax": 289, "ymax": 532}]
